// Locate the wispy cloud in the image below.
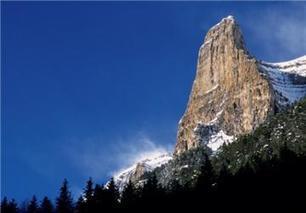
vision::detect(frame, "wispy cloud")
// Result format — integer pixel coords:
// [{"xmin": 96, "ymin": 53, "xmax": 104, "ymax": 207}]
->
[
  {"xmin": 111, "ymin": 134, "xmax": 172, "ymax": 178},
  {"xmin": 64, "ymin": 132, "xmax": 173, "ymax": 181},
  {"xmin": 244, "ymin": 5, "xmax": 306, "ymax": 61}
]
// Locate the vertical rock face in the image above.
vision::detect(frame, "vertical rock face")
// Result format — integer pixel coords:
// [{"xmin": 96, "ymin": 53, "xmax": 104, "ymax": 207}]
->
[
  {"xmin": 175, "ymin": 16, "xmax": 274, "ymax": 155},
  {"xmin": 112, "ymin": 16, "xmax": 306, "ymax": 188}
]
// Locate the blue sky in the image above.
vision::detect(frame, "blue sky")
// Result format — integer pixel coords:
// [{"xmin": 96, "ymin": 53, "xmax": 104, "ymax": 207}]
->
[{"xmin": 2, "ymin": 2, "xmax": 306, "ymax": 202}]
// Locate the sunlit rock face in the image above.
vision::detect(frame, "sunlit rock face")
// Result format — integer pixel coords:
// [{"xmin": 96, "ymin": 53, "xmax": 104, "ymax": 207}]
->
[
  {"xmin": 113, "ymin": 16, "xmax": 306, "ymax": 188},
  {"xmin": 175, "ymin": 16, "xmax": 306, "ymax": 155},
  {"xmin": 175, "ymin": 16, "xmax": 274, "ymax": 155}
]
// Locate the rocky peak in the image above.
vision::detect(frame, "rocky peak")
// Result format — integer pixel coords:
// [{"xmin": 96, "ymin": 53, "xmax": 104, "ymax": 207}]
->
[
  {"xmin": 204, "ymin": 15, "xmax": 246, "ymax": 51},
  {"xmin": 111, "ymin": 16, "xmax": 306, "ymax": 189},
  {"xmin": 175, "ymin": 16, "xmax": 274, "ymax": 155}
]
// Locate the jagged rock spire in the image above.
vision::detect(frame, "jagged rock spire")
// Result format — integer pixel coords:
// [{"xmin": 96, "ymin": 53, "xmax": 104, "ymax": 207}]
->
[
  {"xmin": 174, "ymin": 16, "xmax": 274, "ymax": 155},
  {"xmin": 204, "ymin": 15, "xmax": 246, "ymax": 51}
]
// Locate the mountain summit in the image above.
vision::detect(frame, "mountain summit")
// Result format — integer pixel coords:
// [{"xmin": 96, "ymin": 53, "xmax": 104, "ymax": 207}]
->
[
  {"xmin": 114, "ymin": 16, "xmax": 306, "ymax": 188},
  {"xmin": 175, "ymin": 15, "xmax": 275, "ymax": 154}
]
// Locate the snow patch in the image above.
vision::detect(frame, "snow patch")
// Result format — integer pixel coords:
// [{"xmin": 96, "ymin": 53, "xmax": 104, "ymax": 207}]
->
[
  {"xmin": 206, "ymin": 130, "xmax": 234, "ymax": 151},
  {"xmin": 259, "ymin": 55, "xmax": 306, "ymax": 107}
]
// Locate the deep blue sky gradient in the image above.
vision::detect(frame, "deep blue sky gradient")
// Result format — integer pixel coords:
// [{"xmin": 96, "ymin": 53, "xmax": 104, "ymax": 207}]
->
[{"xmin": 2, "ymin": 2, "xmax": 305, "ymax": 202}]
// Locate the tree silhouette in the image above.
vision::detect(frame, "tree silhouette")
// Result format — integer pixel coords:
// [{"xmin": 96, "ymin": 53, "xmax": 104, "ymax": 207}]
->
[
  {"xmin": 140, "ymin": 174, "xmax": 165, "ymax": 208},
  {"xmin": 1, "ymin": 197, "xmax": 9, "ymax": 212},
  {"xmin": 120, "ymin": 181, "xmax": 136, "ymax": 208},
  {"xmin": 56, "ymin": 179, "xmax": 74, "ymax": 213},
  {"xmin": 27, "ymin": 196, "xmax": 39, "ymax": 213},
  {"xmin": 197, "ymin": 154, "xmax": 215, "ymax": 191},
  {"xmin": 92, "ymin": 184, "xmax": 107, "ymax": 212},
  {"xmin": 74, "ymin": 196, "xmax": 85, "ymax": 213},
  {"xmin": 2, "ymin": 149, "xmax": 306, "ymax": 211},
  {"xmin": 83, "ymin": 177, "xmax": 94, "ymax": 213},
  {"xmin": 84, "ymin": 178, "xmax": 94, "ymax": 200},
  {"xmin": 39, "ymin": 196, "xmax": 53, "ymax": 213},
  {"xmin": 1, "ymin": 197, "xmax": 19, "ymax": 213},
  {"xmin": 105, "ymin": 178, "xmax": 119, "ymax": 209}
]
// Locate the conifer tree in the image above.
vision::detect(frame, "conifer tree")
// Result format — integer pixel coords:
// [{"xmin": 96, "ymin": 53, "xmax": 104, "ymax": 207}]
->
[
  {"xmin": 1, "ymin": 197, "xmax": 9, "ymax": 212},
  {"xmin": 92, "ymin": 184, "xmax": 106, "ymax": 211},
  {"xmin": 140, "ymin": 173, "xmax": 163, "ymax": 207},
  {"xmin": 56, "ymin": 179, "xmax": 74, "ymax": 213},
  {"xmin": 27, "ymin": 195, "xmax": 38, "ymax": 213},
  {"xmin": 0, "ymin": 197, "xmax": 18, "ymax": 213},
  {"xmin": 39, "ymin": 196, "xmax": 53, "ymax": 213},
  {"xmin": 83, "ymin": 177, "xmax": 94, "ymax": 213},
  {"xmin": 105, "ymin": 178, "xmax": 119, "ymax": 208},
  {"xmin": 120, "ymin": 181, "xmax": 136, "ymax": 208},
  {"xmin": 74, "ymin": 196, "xmax": 85, "ymax": 213},
  {"xmin": 84, "ymin": 178, "xmax": 94, "ymax": 200},
  {"xmin": 197, "ymin": 154, "xmax": 215, "ymax": 191}
]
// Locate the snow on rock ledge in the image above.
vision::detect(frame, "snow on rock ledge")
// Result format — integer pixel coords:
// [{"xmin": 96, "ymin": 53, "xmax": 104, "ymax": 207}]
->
[{"xmin": 259, "ymin": 56, "xmax": 306, "ymax": 109}]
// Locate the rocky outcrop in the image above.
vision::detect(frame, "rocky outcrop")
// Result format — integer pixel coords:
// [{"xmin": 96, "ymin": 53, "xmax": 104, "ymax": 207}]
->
[
  {"xmin": 113, "ymin": 16, "xmax": 306, "ymax": 189},
  {"xmin": 175, "ymin": 16, "xmax": 274, "ymax": 154}
]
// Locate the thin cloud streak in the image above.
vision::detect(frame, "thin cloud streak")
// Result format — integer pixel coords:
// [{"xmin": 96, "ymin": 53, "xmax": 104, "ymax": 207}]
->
[
  {"xmin": 64, "ymin": 132, "xmax": 173, "ymax": 181},
  {"xmin": 244, "ymin": 5, "xmax": 306, "ymax": 61}
]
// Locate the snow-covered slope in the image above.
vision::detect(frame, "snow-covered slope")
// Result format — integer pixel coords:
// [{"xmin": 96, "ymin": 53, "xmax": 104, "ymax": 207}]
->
[
  {"xmin": 261, "ymin": 56, "xmax": 306, "ymax": 77},
  {"xmin": 259, "ymin": 56, "xmax": 306, "ymax": 109},
  {"xmin": 113, "ymin": 153, "xmax": 172, "ymax": 191}
]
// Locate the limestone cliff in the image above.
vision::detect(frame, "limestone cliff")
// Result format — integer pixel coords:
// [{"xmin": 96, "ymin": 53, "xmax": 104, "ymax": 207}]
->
[
  {"xmin": 113, "ymin": 16, "xmax": 306, "ymax": 189},
  {"xmin": 175, "ymin": 16, "xmax": 274, "ymax": 154}
]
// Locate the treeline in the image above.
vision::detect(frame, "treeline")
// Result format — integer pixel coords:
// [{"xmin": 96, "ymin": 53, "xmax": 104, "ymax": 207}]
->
[{"xmin": 2, "ymin": 145, "xmax": 306, "ymax": 212}]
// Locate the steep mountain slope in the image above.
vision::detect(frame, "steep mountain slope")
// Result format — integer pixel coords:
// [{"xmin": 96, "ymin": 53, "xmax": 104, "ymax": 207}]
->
[
  {"xmin": 175, "ymin": 16, "xmax": 306, "ymax": 155},
  {"xmin": 175, "ymin": 16, "xmax": 274, "ymax": 154},
  {"xmin": 155, "ymin": 97, "xmax": 306, "ymax": 187},
  {"xmin": 113, "ymin": 16, "xmax": 306, "ymax": 189},
  {"xmin": 259, "ymin": 56, "xmax": 306, "ymax": 110}
]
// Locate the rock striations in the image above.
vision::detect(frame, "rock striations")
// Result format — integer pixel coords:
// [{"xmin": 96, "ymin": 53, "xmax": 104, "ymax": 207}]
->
[
  {"xmin": 113, "ymin": 16, "xmax": 306, "ymax": 189},
  {"xmin": 175, "ymin": 16, "xmax": 275, "ymax": 154}
]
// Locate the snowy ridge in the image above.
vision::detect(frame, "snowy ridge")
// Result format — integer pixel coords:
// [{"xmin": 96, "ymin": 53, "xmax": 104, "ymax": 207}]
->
[
  {"xmin": 259, "ymin": 55, "xmax": 306, "ymax": 108},
  {"xmin": 113, "ymin": 153, "xmax": 172, "ymax": 191},
  {"xmin": 260, "ymin": 56, "xmax": 306, "ymax": 77}
]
